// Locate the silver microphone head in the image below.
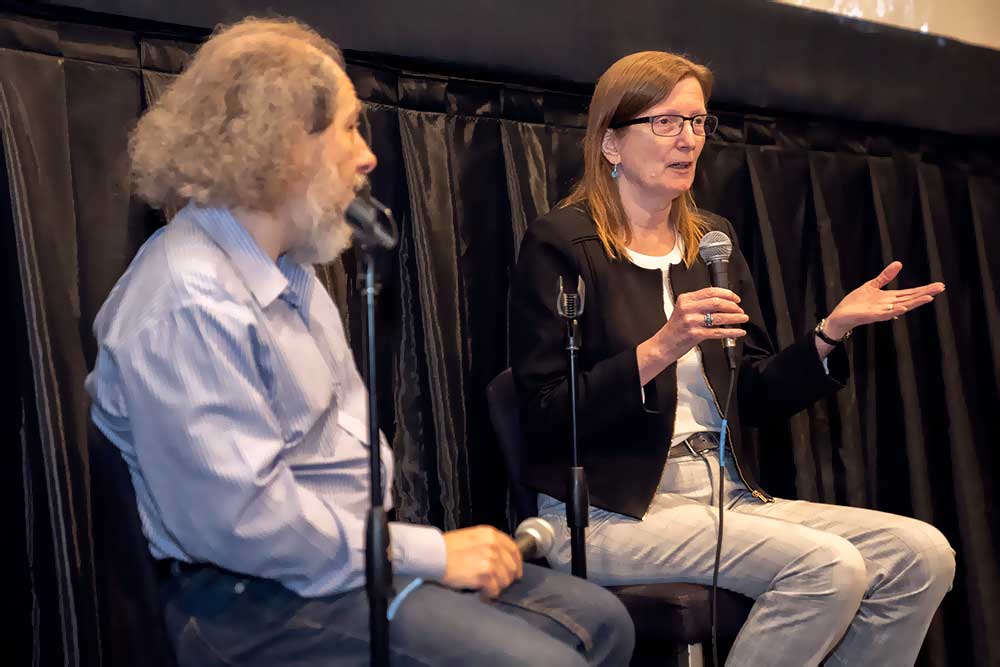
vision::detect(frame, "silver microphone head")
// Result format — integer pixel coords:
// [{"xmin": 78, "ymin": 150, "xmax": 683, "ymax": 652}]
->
[
  {"xmin": 698, "ymin": 230, "xmax": 732, "ymax": 265},
  {"xmin": 514, "ymin": 517, "xmax": 555, "ymax": 559}
]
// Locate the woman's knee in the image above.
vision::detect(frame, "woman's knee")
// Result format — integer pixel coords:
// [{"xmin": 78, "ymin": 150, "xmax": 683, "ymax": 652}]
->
[
  {"xmin": 781, "ymin": 535, "xmax": 867, "ymax": 614},
  {"xmin": 822, "ymin": 538, "xmax": 869, "ymax": 610},
  {"xmin": 894, "ymin": 521, "xmax": 956, "ymax": 598}
]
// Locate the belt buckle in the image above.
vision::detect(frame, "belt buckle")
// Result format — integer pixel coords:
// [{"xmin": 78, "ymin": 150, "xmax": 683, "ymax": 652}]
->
[
  {"xmin": 688, "ymin": 432, "xmax": 716, "ymax": 453},
  {"xmin": 700, "ymin": 432, "xmax": 716, "ymax": 446}
]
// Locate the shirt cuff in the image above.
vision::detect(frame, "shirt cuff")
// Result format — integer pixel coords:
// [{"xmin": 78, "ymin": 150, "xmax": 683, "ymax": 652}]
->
[{"xmin": 389, "ymin": 522, "xmax": 447, "ymax": 581}]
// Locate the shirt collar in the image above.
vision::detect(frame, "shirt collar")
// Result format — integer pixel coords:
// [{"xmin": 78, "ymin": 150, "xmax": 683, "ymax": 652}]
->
[
  {"xmin": 277, "ymin": 254, "xmax": 316, "ymax": 321},
  {"xmin": 185, "ymin": 205, "xmax": 314, "ymax": 316},
  {"xmin": 626, "ymin": 234, "xmax": 686, "ymax": 269}
]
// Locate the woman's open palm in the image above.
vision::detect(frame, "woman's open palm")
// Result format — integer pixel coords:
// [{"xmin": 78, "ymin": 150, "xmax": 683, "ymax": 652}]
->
[{"xmin": 829, "ymin": 261, "xmax": 945, "ymax": 333}]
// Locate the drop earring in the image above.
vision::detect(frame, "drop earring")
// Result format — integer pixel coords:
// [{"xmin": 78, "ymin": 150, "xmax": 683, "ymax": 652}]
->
[{"xmin": 611, "ymin": 163, "xmax": 619, "ymax": 179}]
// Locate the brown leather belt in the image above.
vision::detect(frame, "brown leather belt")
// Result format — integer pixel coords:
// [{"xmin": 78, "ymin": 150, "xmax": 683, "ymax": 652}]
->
[{"xmin": 668, "ymin": 431, "xmax": 720, "ymax": 457}]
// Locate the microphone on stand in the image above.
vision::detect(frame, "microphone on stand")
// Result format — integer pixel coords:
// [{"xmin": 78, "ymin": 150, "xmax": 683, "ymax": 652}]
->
[
  {"xmin": 698, "ymin": 231, "xmax": 737, "ymax": 370},
  {"xmin": 556, "ymin": 276, "xmax": 585, "ymax": 320},
  {"xmin": 555, "ymin": 275, "xmax": 588, "ymax": 579},
  {"xmin": 514, "ymin": 517, "xmax": 556, "ymax": 560},
  {"xmin": 346, "ymin": 185, "xmax": 398, "ymax": 250},
  {"xmin": 348, "ymin": 182, "xmax": 397, "ymax": 667}
]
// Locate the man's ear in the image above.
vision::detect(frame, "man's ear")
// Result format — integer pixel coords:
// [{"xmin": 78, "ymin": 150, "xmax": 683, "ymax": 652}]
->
[{"xmin": 601, "ymin": 128, "xmax": 620, "ymax": 167}]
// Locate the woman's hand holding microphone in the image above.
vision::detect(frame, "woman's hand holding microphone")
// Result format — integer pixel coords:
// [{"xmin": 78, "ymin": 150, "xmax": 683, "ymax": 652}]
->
[{"xmin": 637, "ymin": 287, "xmax": 748, "ymax": 385}]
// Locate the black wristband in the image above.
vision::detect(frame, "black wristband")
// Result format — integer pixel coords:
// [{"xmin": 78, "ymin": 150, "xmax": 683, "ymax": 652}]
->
[{"xmin": 815, "ymin": 318, "xmax": 850, "ymax": 345}]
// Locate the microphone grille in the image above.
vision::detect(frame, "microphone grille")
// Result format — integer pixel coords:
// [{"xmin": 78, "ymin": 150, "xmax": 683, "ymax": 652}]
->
[
  {"xmin": 515, "ymin": 517, "xmax": 555, "ymax": 558},
  {"xmin": 698, "ymin": 230, "xmax": 732, "ymax": 264},
  {"xmin": 561, "ymin": 294, "xmax": 581, "ymax": 319}
]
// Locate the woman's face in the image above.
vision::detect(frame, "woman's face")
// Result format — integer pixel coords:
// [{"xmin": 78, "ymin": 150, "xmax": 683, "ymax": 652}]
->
[{"xmin": 602, "ymin": 77, "xmax": 707, "ymax": 206}]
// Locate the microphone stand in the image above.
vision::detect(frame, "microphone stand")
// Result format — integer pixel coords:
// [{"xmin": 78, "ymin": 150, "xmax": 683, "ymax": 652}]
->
[
  {"xmin": 557, "ymin": 277, "xmax": 588, "ymax": 579},
  {"xmin": 348, "ymin": 192, "xmax": 399, "ymax": 667}
]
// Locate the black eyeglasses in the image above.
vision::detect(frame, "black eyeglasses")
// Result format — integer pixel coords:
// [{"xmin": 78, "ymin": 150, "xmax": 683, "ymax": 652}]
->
[{"xmin": 610, "ymin": 113, "xmax": 719, "ymax": 137}]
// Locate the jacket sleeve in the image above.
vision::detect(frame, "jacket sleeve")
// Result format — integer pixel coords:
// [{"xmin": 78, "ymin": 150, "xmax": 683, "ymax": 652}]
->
[
  {"xmin": 510, "ymin": 221, "xmax": 646, "ymax": 443},
  {"xmin": 727, "ymin": 220, "xmax": 849, "ymax": 427}
]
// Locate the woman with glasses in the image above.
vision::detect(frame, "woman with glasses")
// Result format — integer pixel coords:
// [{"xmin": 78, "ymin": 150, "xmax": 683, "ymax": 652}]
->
[{"xmin": 510, "ymin": 51, "xmax": 954, "ymax": 666}]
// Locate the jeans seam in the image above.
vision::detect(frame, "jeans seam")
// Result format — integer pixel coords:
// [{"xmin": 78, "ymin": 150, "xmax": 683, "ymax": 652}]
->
[
  {"xmin": 184, "ymin": 617, "xmax": 237, "ymax": 666},
  {"xmin": 491, "ymin": 597, "xmax": 594, "ymax": 653},
  {"xmin": 187, "ymin": 612, "xmax": 437, "ymax": 666}
]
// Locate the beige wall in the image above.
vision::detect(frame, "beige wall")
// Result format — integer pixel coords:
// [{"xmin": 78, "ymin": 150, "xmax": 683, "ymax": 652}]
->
[{"xmin": 776, "ymin": 0, "xmax": 1000, "ymax": 51}]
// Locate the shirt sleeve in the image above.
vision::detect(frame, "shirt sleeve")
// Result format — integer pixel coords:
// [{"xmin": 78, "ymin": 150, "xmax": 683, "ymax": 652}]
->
[{"xmin": 115, "ymin": 297, "xmax": 445, "ymax": 597}]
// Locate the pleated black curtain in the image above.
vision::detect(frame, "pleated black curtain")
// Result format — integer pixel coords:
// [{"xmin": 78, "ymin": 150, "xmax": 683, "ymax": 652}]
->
[{"xmin": 4, "ymin": 11, "xmax": 998, "ymax": 667}]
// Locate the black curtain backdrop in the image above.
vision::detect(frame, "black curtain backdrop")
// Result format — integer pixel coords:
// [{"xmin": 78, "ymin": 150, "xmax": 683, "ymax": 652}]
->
[
  {"xmin": 4, "ymin": 10, "xmax": 999, "ymax": 667},
  {"xmin": 32, "ymin": 0, "xmax": 1000, "ymax": 137}
]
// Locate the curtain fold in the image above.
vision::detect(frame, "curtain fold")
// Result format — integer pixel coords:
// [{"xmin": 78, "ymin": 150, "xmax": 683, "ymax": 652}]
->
[
  {"xmin": 808, "ymin": 153, "xmax": 865, "ymax": 507},
  {"xmin": 1, "ymin": 44, "xmax": 91, "ymax": 667},
  {"xmin": 4, "ymin": 13, "xmax": 999, "ymax": 666}
]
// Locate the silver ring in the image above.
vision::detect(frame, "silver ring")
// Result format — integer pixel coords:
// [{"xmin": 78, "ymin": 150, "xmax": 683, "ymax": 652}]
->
[{"xmin": 704, "ymin": 312, "xmax": 714, "ymax": 327}]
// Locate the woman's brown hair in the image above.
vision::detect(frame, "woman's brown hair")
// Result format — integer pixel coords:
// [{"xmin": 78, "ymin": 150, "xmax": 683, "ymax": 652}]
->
[{"xmin": 561, "ymin": 51, "xmax": 714, "ymax": 265}]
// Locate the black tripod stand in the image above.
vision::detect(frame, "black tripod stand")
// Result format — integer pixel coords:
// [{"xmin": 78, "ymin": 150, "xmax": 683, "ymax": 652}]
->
[
  {"xmin": 557, "ymin": 276, "xmax": 589, "ymax": 579},
  {"xmin": 347, "ymin": 189, "xmax": 398, "ymax": 667}
]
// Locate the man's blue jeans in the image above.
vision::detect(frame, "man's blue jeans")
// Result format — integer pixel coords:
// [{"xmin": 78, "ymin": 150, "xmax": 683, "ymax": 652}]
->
[{"xmin": 161, "ymin": 563, "xmax": 635, "ymax": 665}]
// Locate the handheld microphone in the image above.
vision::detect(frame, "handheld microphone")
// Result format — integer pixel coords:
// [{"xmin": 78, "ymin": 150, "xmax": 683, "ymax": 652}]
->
[
  {"xmin": 514, "ymin": 517, "xmax": 556, "ymax": 560},
  {"xmin": 698, "ymin": 231, "xmax": 737, "ymax": 369},
  {"xmin": 345, "ymin": 185, "xmax": 398, "ymax": 250}
]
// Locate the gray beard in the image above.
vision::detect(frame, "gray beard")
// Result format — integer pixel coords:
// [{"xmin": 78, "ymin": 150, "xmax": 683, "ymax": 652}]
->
[
  {"xmin": 285, "ymin": 211, "xmax": 353, "ymax": 265},
  {"xmin": 284, "ymin": 172, "xmax": 358, "ymax": 266}
]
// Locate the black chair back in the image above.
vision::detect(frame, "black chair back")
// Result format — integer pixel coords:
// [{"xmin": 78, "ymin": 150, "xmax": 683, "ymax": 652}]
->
[
  {"xmin": 485, "ymin": 368, "xmax": 538, "ymax": 523},
  {"xmin": 88, "ymin": 420, "xmax": 177, "ymax": 667}
]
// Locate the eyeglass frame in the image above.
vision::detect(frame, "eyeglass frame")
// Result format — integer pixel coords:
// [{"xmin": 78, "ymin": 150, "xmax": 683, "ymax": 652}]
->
[{"xmin": 609, "ymin": 113, "xmax": 719, "ymax": 137}]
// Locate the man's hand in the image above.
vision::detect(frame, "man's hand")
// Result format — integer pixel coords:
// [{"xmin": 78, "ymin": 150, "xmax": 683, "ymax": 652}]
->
[{"xmin": 440, "ymin": 526, "xmax": 523, "ymax": 598}]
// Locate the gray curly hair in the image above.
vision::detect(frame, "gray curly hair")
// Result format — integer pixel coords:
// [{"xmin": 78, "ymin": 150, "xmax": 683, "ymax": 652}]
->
[{"xmin": 129, "ymin": 17, "xmax": 347, "ymax": 212}]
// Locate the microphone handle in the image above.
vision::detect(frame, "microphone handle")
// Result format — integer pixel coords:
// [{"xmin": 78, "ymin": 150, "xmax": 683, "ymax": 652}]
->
[
  {"xmin": 514, "ymin": 532, "xmax": 539, "ymax": 559},
  {"xmin": 706, "ymin": 259, "xmax": 738, "ymax": 369}
]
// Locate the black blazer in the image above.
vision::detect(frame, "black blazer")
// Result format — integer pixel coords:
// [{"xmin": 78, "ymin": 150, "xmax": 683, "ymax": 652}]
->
[{"xmin": 510, "ymin": 205, "xmax": 848, "ymax": 518}]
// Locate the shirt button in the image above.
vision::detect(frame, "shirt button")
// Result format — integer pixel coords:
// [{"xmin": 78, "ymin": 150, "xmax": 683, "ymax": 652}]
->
[{"xmin": 233, "ymin": 581, "xmax": 246, "ymax": 594}]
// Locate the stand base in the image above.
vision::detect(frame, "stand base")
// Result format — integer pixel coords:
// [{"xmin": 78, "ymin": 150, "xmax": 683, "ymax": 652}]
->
[{"xmin": 366, "ymin": 506, "xmax": 393, "ymax": 664}]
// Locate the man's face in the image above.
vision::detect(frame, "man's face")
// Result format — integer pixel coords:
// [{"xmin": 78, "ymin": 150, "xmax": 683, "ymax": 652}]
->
[{"xmin": 286, "ymin": 67, "xmax": 377, "ymax": 265}]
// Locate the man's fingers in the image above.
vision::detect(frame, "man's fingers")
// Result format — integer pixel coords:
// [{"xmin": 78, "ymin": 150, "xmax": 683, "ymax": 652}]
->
[
  {"xmin": 492, "ymin": 530, "xmax": 523, "ymax": 576},
  {"xmin": 479, "ymin": 572, "xmax": 501, "ymax": 599},
  {"xmin": 496, "ymin": 543, "xmax": 521, "ymax": 584}
]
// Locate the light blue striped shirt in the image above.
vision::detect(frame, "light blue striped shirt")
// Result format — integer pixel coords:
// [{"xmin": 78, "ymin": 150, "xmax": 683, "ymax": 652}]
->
[{"xmin": 85, "ymin": 205, "xmax": 446, "ymax": 597}]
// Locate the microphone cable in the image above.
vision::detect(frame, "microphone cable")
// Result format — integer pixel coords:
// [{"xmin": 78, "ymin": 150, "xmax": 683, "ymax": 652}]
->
[{"xmin": 711, "ymin": 362, "xmax": 738, "ymax": 667}]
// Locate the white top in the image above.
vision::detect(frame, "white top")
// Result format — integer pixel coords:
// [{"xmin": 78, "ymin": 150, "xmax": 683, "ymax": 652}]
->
[{"xmin": 627, "ymin": 239, "xmax": 723, "ymax": 447}]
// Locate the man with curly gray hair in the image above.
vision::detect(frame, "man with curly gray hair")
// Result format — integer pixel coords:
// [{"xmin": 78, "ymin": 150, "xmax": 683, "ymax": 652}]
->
[{"xmin": 85, "ymin": 16, "xmax": 634, "ymax": 667}]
